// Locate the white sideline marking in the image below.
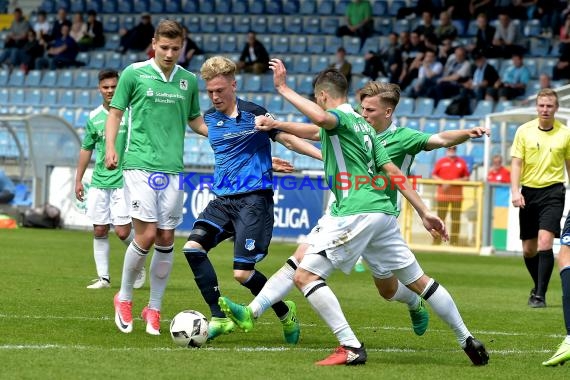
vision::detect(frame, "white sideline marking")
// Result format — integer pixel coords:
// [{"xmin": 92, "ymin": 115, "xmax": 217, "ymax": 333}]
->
[
  {"xmin": 0, "ymin": 344, "xmax": 554, "ymax": 355},
  {"xmin": 0, "ymin": 313, "xmax": 564, "ymax": 339}
]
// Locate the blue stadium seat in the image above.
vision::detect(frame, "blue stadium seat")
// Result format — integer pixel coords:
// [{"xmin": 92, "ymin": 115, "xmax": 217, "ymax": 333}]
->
[
  {"xmin": 530, "ymin": 38, "xmax": 550, "ymax": 57},
  {"xmin": 235, "ymin": 16, "xmax": 251, "ymax": 33},
  {"xmin": 272, "ymin": 36, "xmax": 289, "ymax": 54},
  {"xmin": 217, "ymin": 16, "xmax": 234, "ymax": 34},
  {"xmin": 299, "ymin": 0, "xmax": 316, "ymax": 15},
  {"xmin": 322, "ymin": 17, "xmax": 339, "ymax": 35},
  {"xmin": 215, "ymin": 0, "xmax": 230, "ymax": 13},
  {"xmin": 182, "ymin": 0, "xmax": 198, "ymax": 13},
  {"xmin": 88, "ymin": 70, "xmax": 100, "ymax": 88},
  {"xmin": 186, "ymin": 16, "xmax": 200, "ymax": 33},
  {"xmin": 70, "ymin": 0, "xmax": 85, "ymax": 13},
  {"xmin": 60, "ymin": 108, "xmax": 76, "ymax": 126},
  {"xmin": 40, "ymin": 71, "xmax": 57, "ymax": 87},
  {"xmin": 76, "ymin": 51, "xmax": 89, "ymax": 67},
  {"xmin": 0, "ymin": 69, "xmax": 7, "ymax": 86},
  {"xmin": 204, "ymin": 35, "xmax": 220, "ymax": 53},
  {"xmin": 220, "ymin": 35, "xmax": 237, "ymax": 53},
  {"xmin": 199, "ymin": 93, "xmax": 210, "ymax": 110},
  {"xmin": 423, "ymin": 119, "xmax": 441, "ymax": 134},
  {"xmin": 188, "ymin": 55, "xmax": 205, "ymax": 73},
  {"xmin": 9, "ymin": 89, "xmax": 25, "ymax": 105},
  {"xmin": 243, "ymin": 75, "xmax": 262, "ymax": 92},
  {"xmin": 265, "ymin": 0, "xmax": 281, "ymax": 14},
  {"xmin": 133, "ymin": 0, "xmax": 150, "ymax": 13},
  {"xmin": 442, "ymin": 119, "xmax": 461, "ymax": 131},
  {"xmin": 466, "ymin": 20, "xmax": 478, "ymax": 36},
  {"xmin": 394, "ymin": 19, "xmax": 411, "ymax": 34},
  {"xmin": 41, "ymin": 89, "xmax": 58, "ymax": 106},
  {"xmin": 297, "ymin": 75, "xmax": 314, "ymax": 95},
  {"xmin": 414, "ymin": 98, "xmax": 434, "ymax": 117},
  {"xmin": 304, "ymin": 18, "xmax": 320, "ymax": 35},
  {"xmin": 267, "ymin": 16, "xmax": 284, "ymax": 34},
  {"xmin": 375, "ymin": 18, "xmax": 392, "ymax": 36},
  {"xmin": 285, "ymin": 17, "xmax": 303, "ymax": 34},
  {"xmin": 117, "ymin": 0, "xmax": 133, "ymax": 13},
  {"xmin": 295, "ymin": 56, "xmax": 311, "ymax": 73},
  {"xmin": 104, "ymin": 15, "xmax": 119, "ymax": 33},
  {"xmin": 76, "ymin": 90, "xmax": 91, "ymax": 108},
  {"xmin": 394, "ymin": 97, "xmax": 414, "ymax": 117},
  {"xmin": 352, "ymin": 57, "xmax": 365, "ymax": 75},
  {"xmin": 281, "ymin": 56, "xmax": 296, "ymax": 73},
  {"xmin": 39, "ymin": 0, "xmax": 55, "ymax": 13},
  {"xmin": 494, "ymin": 100, "xmax": 513, "ymax": 113},
  {"xmin": 267, "ymin": 95, "xmax": 283, "ymax": 113},
  {"xmin": 282, "ymin": 0, "xmax": 299, "ymax": 14},
  {"xmin": 433, "ymin": 98, "xmax": 453, "ymax": 117},
  {"xmin": 75, "ymin": 109, "xmax": 90, "ymax": 129},
  {"xmin": 250, "ymin": 0, "xmax": 265, "ymax": 14},
  {"xmin": 307, "ymin": 36, "xmax": 326, "ymax": 54},
  {"xmin": 252, "ymin": 16, "xmax": 268, "ymax": 34},
  {"xmin": 335, "ymin": 0, "xmax": 350, "ymax": 15},
  {"xmin": 198, "ymin": 0, "xmax": 214, "ymax": 12},
  {"xmin": 470, "ymin": 144, "xmax": 485, "ymax": 166},
  {"xmin": 201, "ymin": 16, "xmax": 217, "ymax": 33},
  {"xmin": 373, "ymin": 1, "xmax": 388, "ymax": 15},
  {"xmin": 57, "ymin": 70, "xmax": 74, "ymax": 88},
  {"xmin": 259, "ymin": 35, "xmax": 272, "ymax": 53},
  {"xmin": 24, "ymin": 70, "xmax": 41, "ymax": 87},
  {"xmin": 342, "ymin": 37, "xmax": 361, "ymax": 55},
  {"xmin": 524, "ymin": 19, "xmax": 541, "ymax": 37},
  {"xmin": 165, "ymin": 0, "xmax": 180, "ymax": 12},
  {"xmin": 88, "ymin": 52, "xmax": 105, "ymax": 69},
  {"xmin": 404, "ymin": 116, "xmax": 421, "ymax": 130},
  {"xmin": 26, "ymin": 89, "xmax": 42, "ymax": 105},
  {"xmin": 232, "ymin": 0, "xmax": 248, "ymax": 13},
  {"xmin": 471, "ymin": 100, "xmax": 494, "ymax": 117},
  {"xmin": 101, "ymin": 0, "xmax": 116, "ymax": 13},
  {"xmin": 389, "ymin": 0, "xmax": 407, "ymax": 16},
  {"xmin": 317, "ymin": 0, "xmax": 333, "ymax": 14},
  {"xmin": 59, "ymin": 90, "xmax": 75, "ymax": 107},
  {"xmin": 290, "ymin": 36, "xmax": 307, "ymax": 54},
  {"xmin": 507, "ymin": 123, "xmax": 518, "ymax": 142},
  {"xmin": 539, "ymin": 58, "xmax": 557, "ymax": 76},
  {"xmin": 8, "ymin": 70, "xmax": 25, "ymax": 87}
]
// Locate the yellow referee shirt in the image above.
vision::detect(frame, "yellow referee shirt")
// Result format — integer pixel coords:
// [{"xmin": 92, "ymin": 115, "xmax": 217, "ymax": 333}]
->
[{"xmin": 511, "ymin": 118, "xmax": 570, "ymax": 188}]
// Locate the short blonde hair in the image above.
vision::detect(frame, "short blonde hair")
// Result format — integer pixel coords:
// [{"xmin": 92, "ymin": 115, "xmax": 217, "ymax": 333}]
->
[
  {"xmin": 359, "ymin": 81, "xmax": 401, "ymax": 108},
  {"xmin": 536, "ymin": 88, "xmax": 559, "ymax": 107},
  {"xmin": 200, "ymin": 56, "xmax": 236, "ymax": 81}
]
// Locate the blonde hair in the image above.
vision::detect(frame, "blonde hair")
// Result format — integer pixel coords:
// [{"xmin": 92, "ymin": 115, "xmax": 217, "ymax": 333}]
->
[
  {"xmin": 200, "ymin": 56, "xmax": 236, "ymax": 81},
  {"xmin": 359, "ymin": 81, "xmax": 401, "ymax": 108},
  {"xmin": 536, "ymin": 88, "xmax": 559, "ymax": 107}
]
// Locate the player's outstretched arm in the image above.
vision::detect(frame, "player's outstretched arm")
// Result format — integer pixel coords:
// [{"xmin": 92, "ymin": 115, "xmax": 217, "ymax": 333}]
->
[
  {"xmin": 188, "ymin": 115, "xmax": 208, "ymax": 137},
  {"xmin": 275, "ymin": 132, "xmax": 322, "ymax": 161},
  {"xmin": 104, "ymin": 107, "xmax": 124, "ymax": 170},
  {"xmin": 425, "ymin": 126, "xmax": 489, "ymax": 150},
  {"xmin": 255, "ymin": 115, "xmax": 320, "ymax": 141},
  {"xmin": 270, "ymin": 58, "xmax": 337, "ymax": 130},
  {"xmin": 272, "ymin": 157, "xmax": 294, "ymax": 173},
  {"xmin": 75, "ymin": 149, "xmax": 92, "ymax": 202}
]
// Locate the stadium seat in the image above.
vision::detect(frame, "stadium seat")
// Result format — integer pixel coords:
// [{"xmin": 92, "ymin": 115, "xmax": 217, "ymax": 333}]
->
[
  {"xmin": 217, "ymin": 16, "xmax": 234, "ymax": 34},
  {"xmin": 75, "ymin": 109, "xmax": 90, "ymax": 129},
  {"xmin": 342, "ymin": 37, "xmax": 361, "ymax": 55},
  {"xmin": 285, "ymin": 17, "xmax": 303, "ymax": 34},
  {"xmin": 188, "ymin": 55, "xmax": 205, "ymax": 73},
  {"xmin": 11, "ymin": 183, "xmax": 32, "ymax": 207},
  {"xmin": 9, "ymin": 88, "xmax": 25, "ymax": 105},
  {"xmin": 214, "ymin": 0, "xmax": 230, "ymax": 13},
  {"xmin": 312, "ymin": 56, "xmax": 329, "ymax": 72},
  {"xmin": 232, "ymin": 0, "xmax": 248, "ymax": 13},
  {"xmin": 24, "ymin": 70, "xmax": 42, "ymax": 87},
  {"xmin": 60, "ymin": 109, "xmax": 76, "ymax": 126},
  {"xmin": 57, "ymin": 70, "xmax": 74, "ymax": 88},
  {"xmin": 432, "ymin": 98, "xmax": 453, "ymax": 117},
  {"xmin": 494, "ymin": 100, "xmax": 513, "ymax": 113},
  {"xmin": 317, "ymin": 0, "xmax": 333, "ymax": 15},
  {"xmin": 376, "ymin": 18, "xmax": 393, "ymax": 36},
  {"xmin": 265, "ymin": 0, "xmax": 282, "ymax": 14},
  {"xmin": 117, "ymin": 0, "xmax": 133, "ymax": 13},
  {"xmin": 394, "ymin": 97, "xmax": 414, "ymax": 118},
  {"xmin": 335, "ymin": 0, "xmax": 350, "ymax": 15},
  {"xmin": 76, "ymin": 90, "xmax": 91, "ymax": 108},
  {"xmin": 304, "ymin": 18, "xmax": 320, "ymax": 35},
  {"xmin": 201, "ymin": 16, "xmax": 217, "ymax": 33},
  {"xmin": 539, "ymin": 58, "xmax": 557, "ymax": 75},
  {"xmin": 165, "ymin": 0, "xmax": 181, "ymax": 13},
  {"xmin": 251, "ymin": 16, "xmax": 268, "ymax": 34},
  {"xmin": 88, "ymin": 70, "xmax": 99, "ymax": 88},
  {"xmin": 104, "ymin": 16, "xmax": 119, "ymax": 33},
  {"xmin": 373, "ymin": 1, "xmax": 388, "ymax": 16},
  {"xmin": 290, "ymin": 36, "xmax": 307, "ymax": 54},
  {"xmin": 322, "ymin": 17, "xmax": 339, "ymax": 35},
  {"xmin": 220, "ymin": 35, "xmax": 237, "ymax": 53},
  {"xmin": 101, "ymin": 0, "xmax": 116, "ymax": 13},
  {"xmin": 26, "ymin": 89, "xmax": 42, "ymax": 105},
  {"xmin": 471, "ymin": 100, "xmax": 494, "ymax": 117},
  {"xmin": 186, "ymin": 16, "xmax": 200, "ymax": 33},
  {"xmin": 529, "ymin": 38, "xmax": 550, "ymax": 58},
  {"xmin": 389, "ymin": 0, "xmax": 407, "ymax": 16},
  {"xmin": 442, "ymin": 119, "xmax": 461, "ymax": 131},
  {"xmin": 524, "ymin": 19, "xmax": 541, "ymax": 37},
  {"xmin": 40, "ymin": 71, "xmax": 57, "ymax": 87},
  {"xmin": 283, "ymin": 0, "xmax": 299, "ymax": 14},
  {"xmin": 325, "ymin": 36, "xmax": 343, "ymax": 54},
  {"xmin": 88, "ymin": 52, "xmax": 105, "ymax": 69},
  {"xmin": 295, "ymin": 56, "xmax": 311, "ymax": 73},
  {"xmin": 299, "ymin": 0, "xmax": 316, "ymax": 15},
  {"xmin": 297, "ymin": 75, "xmax": 314, "ymax": 95},
  {"xmin": 235, "ymin": 16, "xmax": 251, "ymax": 33},
  {"xmin": 352, "ymin": 57, "xmax": 365, "ymax": 75},
  {"xmin": 0, "ymin": 69, "xmax": 7, "ymax": 86},
  {"xmin": 466, "ymin": 20, "xmax": 478, "ymax": 37},
  {"xmin": 307, "ymin": 36, "xmax": 325, "ymax": 54},
  {"xmin": 272, "ymin": 36, "xmax": 289, "ymax": 54},
  {"xmin": 403, "ymin": 116, "xmax": 421, "ymax": 130},
  {"xmin": 58, "ymin": 90, "xmax": 75, "ymax": 107},
  {"xmin": 267, "ymin": 95, "xmax": 283, "ymax": 113},
  {"xmin": 182, "ymin": 0, "xmax": 198, "ymax": 13},
  {"xmin": 470, "ymin": 144, "xmax": 485, "ymax": 166},
  {"xmin": 204, "ymin": 35, "xmax": 220, "ymax": 53},
  {"xmin": 8, "ymin": 70, "xmax": 25, "ymax": 87},
  {"xmin": 243, "ymin": 75, "xmax": 262, "ymax": 92},
  {"xmin": 250, "ymin": 0, "xmax": 265, "ymax": 14},
  {"xmin": 423, "ymin": 119, "xmax": 441, "ymax": 134},
  {"xmin": 414, "ymin": 98, "xmax": 435, "ymax": 117},
  {"xmin": 199, "ymin": 93, "xmax": 210, "ymax": 110},
  {"xmin": 394, "ymin": 19, "xmax": 410, "ymax": 34}
]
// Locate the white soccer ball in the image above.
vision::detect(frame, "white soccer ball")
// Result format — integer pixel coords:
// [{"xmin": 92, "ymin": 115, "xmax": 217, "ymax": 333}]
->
[{"xmin": 169, "ymin": 310, "xmax": 209, "ymax": 348}]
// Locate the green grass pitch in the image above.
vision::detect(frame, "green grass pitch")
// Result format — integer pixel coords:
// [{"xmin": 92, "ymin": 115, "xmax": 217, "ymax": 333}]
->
[{"xmin": 0, "ymin": 228, "xmax": 568, "ymax": 379}]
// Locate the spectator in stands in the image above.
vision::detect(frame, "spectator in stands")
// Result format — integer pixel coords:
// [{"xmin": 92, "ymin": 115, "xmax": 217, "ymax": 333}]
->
[
  {"xmin": 329, "ymin": 47, "xmax": 352, "ymax": 85},
  {"xmin": 535, "ymin": 0, "xmax": 562, "ymax": 37},
  {"xmin": 491, "ymin": 12, "xmax": 526, "ymax": 58},
  {"xmin": 117, "ymin": 13, "xmax": 154, "ymax": 55},
  {"xmin": 428, "ymin": 46, "xmax": 471, "ymax": 103},
  {"xmin": 511, "ymin": 0, "xmax": 537, "ymax": 20},
  {"xmin": 468, "ymin": 13, "xmax": 496, "ymax": 58},
  {"xmin": 335, "ymin": 0, "xmax": 374, "ymax": 50},
  {"xmin": 36, "ymin": 24, "xmax": 79, "ymax": 70},
  {"xmin": 237, "ymin": 31, "xmax": 269, "ymax": 74},
  {"xmin": 487, "ymin": 154, "xmax": 511, "ymax": 183},
  {"xmin": 70, "ymin": 12, "xmax": 87, "ymax": 44},
  {"xmin": 469, "ymin": 0, "xmax": 494, "ymax": 19},
  {"xmin": 486, "ymin": 52, "xmax": 530, "ymax": 101},
  {"xmin": 362, "ymin": 32, "xmax": 403, "ymax": 82},
  {"xmin": 397, "ymin": 0, "xmax": 441, "ymax": 19},
  {"xmin": 16, "ymin": 28, "xmax": 44, "ymax": 73},
  {"xmin": 49, "ymin": 8, "xmax": 71, "ymax": 43},
  {"xmin": 0, "ymin": 169, "xmax": 15, "ymax": 204},
  {"xmin": 434, "ymin": 11, "xmax": 458, "ymax": 44},
  {"xmin": 463, "ymin": 50, "xmax": 499, "ymax": 100},
  {"xmin": 444, "ymin": 0, "xmax": 471, "ymax": 35},
  {"xmin": 80, "ymin": 10, "xmax": 105, "ymax": 50},
  {"xmin": 432, "ymin": 146, "xmax": 470, "ymax": 245},
  {"xmin": 399, "ymin": 31, "xmax": 426, "ymax": 90},
  {"xmin": 407, "ymin": 48, "xmax": 443, "ymax": 98},
  {"xmin": 32, "ymin": 10, "xmax": 50, "ymax": 42},
  {"xmin": 178, "ymin": 26, "xmax": 203, "ymax": 69},
  {"xmin": 539, "ymin": 73, "xmax": 551, "ymax": 89},
  {"xmin": 413, "ymin": 11, "xmax": 436, "ymax": 41},
  {"xmin": 0, "ymin": 7, "xmax": 30, "ymax": 68},
  {"xmin": 437, "ymin": 37, "xmax": 454, "ymax": 65}
]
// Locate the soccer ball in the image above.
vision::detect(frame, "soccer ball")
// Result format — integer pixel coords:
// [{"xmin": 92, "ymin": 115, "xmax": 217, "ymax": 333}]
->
[{"xmin": 169, "ymin": 310, "xmax": 209, "ymax": 348}]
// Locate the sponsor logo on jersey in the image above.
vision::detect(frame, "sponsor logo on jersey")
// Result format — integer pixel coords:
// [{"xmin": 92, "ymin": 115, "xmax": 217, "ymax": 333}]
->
[
  {"xmin": 217, "ymin": 120, "xmax": 224, "ymax": 126},
  {"xmin": 561, "ymin": 234, "xmax": 570, "ymax": 245},
  {"xmin": 245, "ymin": 239, "xmax": 256, "ymax": 251},
  {"xmin": 180, "ymin": 79, "xmax": 188, "ymax": 90},
  {"xmin": 146, "ymin": 88, "xmax": 154, "ymax": 97}
]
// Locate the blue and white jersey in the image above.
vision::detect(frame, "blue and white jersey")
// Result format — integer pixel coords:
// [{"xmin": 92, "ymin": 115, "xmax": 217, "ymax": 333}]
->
[{"xmin": 204, "ymin": 98, "xmax": 279, "ymax": 196}]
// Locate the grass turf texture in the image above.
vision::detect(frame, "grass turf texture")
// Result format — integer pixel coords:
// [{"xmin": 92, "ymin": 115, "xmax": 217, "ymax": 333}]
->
[{"xmin": 0, "ymin": 228, "xmax": 568, "ymax": 380}]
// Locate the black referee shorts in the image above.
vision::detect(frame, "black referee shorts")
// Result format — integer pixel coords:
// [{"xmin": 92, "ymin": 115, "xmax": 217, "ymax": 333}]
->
[{"xmin": 519, "ymin": 183, "xmax": 565, "ymax": 240}]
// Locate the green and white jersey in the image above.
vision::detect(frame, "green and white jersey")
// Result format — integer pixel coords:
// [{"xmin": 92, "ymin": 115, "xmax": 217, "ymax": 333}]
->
[
  {"xmin": 110, "ymin": 59, "xmax": 201, "ymax": 174},
  {"xmin": 376, "ymin": 123, "xmax": 431, "ymax": 212},
  {"xmin": 81, "ymin": 105, "xmax": 129, "ymax": 189},
  {"xmin": 321, "ymin": 104, "xmax": 397, "ymax": 217}
]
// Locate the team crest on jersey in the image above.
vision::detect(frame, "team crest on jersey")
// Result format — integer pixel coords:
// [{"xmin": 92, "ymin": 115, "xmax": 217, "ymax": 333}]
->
[
  {"xmin": 146, "ymin": 88, "xmax": 154, "ymax": 97},
  {"xmin": 180, "ymin": 79, "xmax": 188, "ymax": 90},
  {"xmin": 245, "ymin": 239, "xmax": 256, "ymax": 251},
  {"xmin": 217, "ymin": 120, "xmax": 224, "ymax": 126},
  {"xmin": 562, "ymin": 234, "xmax": 570, "ymax": 245},
  {"xmin": 381, "ymin": 140, "xmax": 387, "ymax": 146}
]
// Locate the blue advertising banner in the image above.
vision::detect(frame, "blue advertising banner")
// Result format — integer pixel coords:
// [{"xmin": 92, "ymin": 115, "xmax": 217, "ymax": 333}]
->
[{"xmin": 179, "ymin": 172, "xmax": 326, "ymax": 240}]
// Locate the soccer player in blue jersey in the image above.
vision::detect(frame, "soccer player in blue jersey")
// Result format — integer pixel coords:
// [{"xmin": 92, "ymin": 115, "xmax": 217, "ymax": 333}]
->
[{"xmin": 182, "ymin": 56, "xmax": 322, "ymax": 343}]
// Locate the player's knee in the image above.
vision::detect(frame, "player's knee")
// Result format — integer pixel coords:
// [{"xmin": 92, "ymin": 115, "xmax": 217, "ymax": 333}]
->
[
  {"xmin": 233, "ymin": 269, "xmax": 253, "ymax": 284},
  {"xmin": 293, "ymin": 269, "xmax": 312, "ymax": 289},
  {"xmin": 182, "ymin": 243, "xmax": 207, "ymax": 263},
  {"xmin": 154, "ymin": 260, "xmax": 172, "ymax": 279},
  {"xmin": 187, "ymin": 224, "xmax": 216, "ymax": 251},
  {"xmin": 93, "ymin": 225, "xmax": 109, "ymax": 238},
  {"xmin": 378, "ymin": 283, "xmax": 397, "ymax": 300},
  {"xmin": 115, "ymin": 227, "xmax": 131, "ymax": 241}
]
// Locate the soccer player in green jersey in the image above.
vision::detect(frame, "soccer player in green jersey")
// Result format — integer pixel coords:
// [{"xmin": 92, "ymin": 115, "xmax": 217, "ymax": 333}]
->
[
  {"xmin": 220, "ymin": 62, "xmax": 489, "ymax": 366},
  {"xmin": 75, "ymin": 69, "xmax": 145, "ymax": 290},
  {"xmin": 105, "ymin": 20, "xmax": 208, "ymax": 336}
]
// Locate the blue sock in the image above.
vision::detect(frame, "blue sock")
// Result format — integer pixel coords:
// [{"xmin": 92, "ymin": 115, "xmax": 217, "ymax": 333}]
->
[
  {"xmin": 184, "ymin": 248, "xmax": 224, "ymax": 318},
  {"xmin": 561, "ymin": 267, "xmax": 570, "ymax": 335},
  {"xmin": 242, "ymin": 270, "xmax": 289, "ymax": 319}
]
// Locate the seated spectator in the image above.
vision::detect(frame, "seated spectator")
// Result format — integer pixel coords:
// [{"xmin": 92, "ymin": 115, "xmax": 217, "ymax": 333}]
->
[
  {"xmin": 329, "ymin": 47, "xmax": 352, "ymax": 85},
  {"xmin": 462, "ymin": 50, "xmax": 499, "ymax": 100},
  {"xmin": 117, "ymin": 13, "xmax": 154, "ymax": 54},
  {"xmin": 535, "ymin": 0, "xmax": 563, "ymax": 37},
  {"xmin": 16, "ymin": 28, "xmax": 44, "ymax": 73},
  {"xmin": 362, "ymin": 32, "xmax": 402, "ymax": 82},
  {"xmin": 80, "ymin": 10, "xmax": 105, "ymax": 50},
  {"xmin": 428, "ymin": 46, "xmax": 471, "ymax": 103},
  {"xmin": 48, "ymin": 8, "xmax": 71, "ymax": 43},
  {"xmin": 33, "ymin": 10, "xmax": 50, "ymax": 41},
  {"xmin": 399, "ymin": 31, "xmax": 426, "ymax": 90},
  {"xmin": 413, "ymin": 11, "xmax": 436, "ymax": 41},
  {"xmin": 237, "ymin": 31, "xmax": 269, "ymax": 74},
  {"xmin": 539, "ymin": 73, "xmax": 551, "ymax": 89},
  {"xmin": 408, "ymin": 48, "xmax": 443, "ymax": 98},
  {"xmin": 444, "ymin": 0, "xmax": 471, "ymax": 34},
  {"xmin": 467, "ymin": 13, "xmax": 496, "ymax": 57},
  {"xmin": 397, "ymin": 0, "xmax": 441, "ymax": 19},
  {"xmin": 0, "ymin": 8, "xmax": 31, "ymax": 68},
  {"xmin": 486, "ymin": 53, "xmax": 530, "ymax": 101},
  {"xmin": 437, "ymin": 38, "xmax": 454, "ymax": 65},
  {"xmin": 434, "ymin": 11, "xmax": 458, "ymax": 44},
  {"xmin": 491, "ymin": 12, "xmax": 526, "ymax": 58},
  {"xmin": 35, "ymin": 24, "xmax": 79, "ymax": 70},
  {"xmin": 511, "ymin": 0, "xmax": 536, "ymax": 20},
  {"xmin": 487, "ymin": 154, "xmax": 511, "ymax": 183},
  {"xmin": 0, "ymin": 170, "xmax": 15, "ymax": 204},
  {"xmin": 335, "ymin": 0, "xmax": 374, "ymax": 50},
  {"xmin": 179, "ymin": 26, "xmax": 203, "ymax": 68},
  {"xmin": 69, "ymin": 12, "xmax": 87, "ymax": 44}
]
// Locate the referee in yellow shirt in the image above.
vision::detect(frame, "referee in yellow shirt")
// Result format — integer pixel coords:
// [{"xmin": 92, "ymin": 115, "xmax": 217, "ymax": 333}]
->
[{"xmin": 511, "ymin": 88, "xmax": 570, "ymax": 308}]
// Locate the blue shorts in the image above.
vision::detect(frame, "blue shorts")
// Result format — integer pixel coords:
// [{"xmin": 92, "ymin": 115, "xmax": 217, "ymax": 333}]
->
[{"xmin": 192, "ymin": 190, "xmax": 274, "ymax": 270}]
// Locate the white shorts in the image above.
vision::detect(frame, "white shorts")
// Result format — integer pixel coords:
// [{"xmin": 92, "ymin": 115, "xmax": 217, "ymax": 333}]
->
[
  {"xmin": 301, "ymin": 212, "xmax": 422, "ymax": 282},
  {"xmin": 123, "ymin": 169, "xmax": 184, "ymax": 229},
  {"xmin": 86, "ymin": 187, "xmax": 131, "ymax": 226}
]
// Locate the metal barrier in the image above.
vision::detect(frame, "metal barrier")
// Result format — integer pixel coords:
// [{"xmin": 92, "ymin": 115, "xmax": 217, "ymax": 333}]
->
[{"xmin": 400, "ymin": 179, "xmax": 484, "ymax": 254}]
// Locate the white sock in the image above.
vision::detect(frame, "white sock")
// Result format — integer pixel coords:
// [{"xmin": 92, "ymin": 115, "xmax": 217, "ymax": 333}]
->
[
  {"xmin": 302, "ymin": 280, "xmax": 361, "ymax": 348},
  {"xmin": 120, "ymin": 228, "xmax": 134, "ymax": 246},
  {"xmin": 421, "ymin": 279, "xmax": 471, "ymax": 347},
  {"xmin": 389, "ymin": 280, "xmax": 421, "ymax": 310},
  {"xmin": 93, "ymin": 236, "xmax": 110, "ymax": 281},
  {"xmin": 565, "ymin": 336, "xmax": 570, "ymax": 344},
  {"xmin": 118, "ymin": 241, "xmax": 148, "ymax": 301},
  {"xmin": 250, "ymin": 256, "xmax": 299, "ymax": 318},
  {"xmin": 148, "ymin": 244, "xmax": 174, "ymax": 311}
]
